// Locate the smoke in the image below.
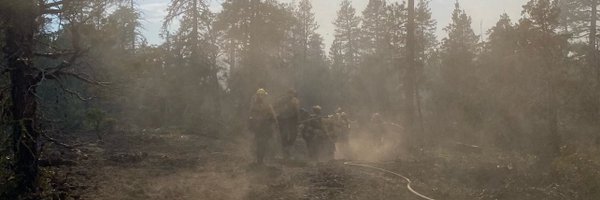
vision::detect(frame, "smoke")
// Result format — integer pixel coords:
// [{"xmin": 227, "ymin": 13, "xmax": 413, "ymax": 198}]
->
[{"xmin": 339, "ymin": 122, "xmax": 410, "ymax": 162}]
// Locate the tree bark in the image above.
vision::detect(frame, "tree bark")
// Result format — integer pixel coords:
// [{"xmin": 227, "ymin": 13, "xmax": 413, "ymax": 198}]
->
[
  {"xmin": 405, "ymin": 0, "xmax": 416, "ymax": 134},
  {"xmin": 191, "ymin": 0, "xmax": 199, "ymax": 60},
  {"xmin": 547, "ymin": 81, "xmax": 560, "ymax": 158},
  {"xmin": 131, "ymin": 0, "xmax": 136, "ymax": 51},
  {"xmin": 4, "ymin": 0, "xmax": 41, "ymax": 196},
  {"xmin": 591, "ymin": 1, "xmax": 597, "ymax": 65},
  {"xmin": 591, "ymin": 1, "xmax": 600, "ymax": 119}
]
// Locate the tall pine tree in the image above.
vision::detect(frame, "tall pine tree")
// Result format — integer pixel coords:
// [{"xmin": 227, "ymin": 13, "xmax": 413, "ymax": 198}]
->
[
  {"xmin": 331, "ymin": 0, "xmax": 361, "ymax": 75},
  {"xmin": 520, "ymin": 0, "xmax": 566, "ymax": 158},
  {"xmin": 437, "ymin": 2, "xmax": 480, "ymax": 142}
]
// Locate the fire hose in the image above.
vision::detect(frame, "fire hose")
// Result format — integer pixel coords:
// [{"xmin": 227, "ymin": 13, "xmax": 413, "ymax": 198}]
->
[{"xmin": 344, "ymin": 162, "xmax": 436, "ymax": 200}]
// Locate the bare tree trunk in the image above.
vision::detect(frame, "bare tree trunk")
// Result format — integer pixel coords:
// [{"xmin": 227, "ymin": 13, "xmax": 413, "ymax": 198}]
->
[
  {"xmin": 405, "ymin": 0, "xmax": 416, "ymax": 135},
  {"xmin": 4, "ymin": 1, "xmax": 41, "ymax": 196},
  {"xmin": 229, "ymin": 39, "xmax": 236, "ymax": 72},
  {"xmin": 210, "ymin": 51, "xmax": 222, "ymax": 117},
  {"xmin": 131, "ymin": 0, "xmax": 136, "ymax": 51},
  {"xmin": 592, "ymin": 1, "xmax": 598, "ymax": 78},
  {"xmin": 591, "ymin": 1, "xmax": 600, "ymax": 120},
  {"xmin": 191, "ymin": 0, "xmax": 199, "ymax": 60},
  {"xmin": 415, "ymin": 64, "xmax": 425, "ymax": 136},
  {"xmin": 548, "ymin": 83, "xmax": 560, "ymax": 158},
  {"xmin": 416, "ymin": 22, "xmax": 426, "ymax": 140},
  {"xmin": 589, "ymin": 1, "xmax": 600, "ymax": 144}
]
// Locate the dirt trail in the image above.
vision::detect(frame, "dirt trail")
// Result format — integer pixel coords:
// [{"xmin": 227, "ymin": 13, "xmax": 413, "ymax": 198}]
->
[
  {"xmin": 44, "ymin": 127, "xmax": 589, "ymax": 200},
  {"xmin": 61, "ymin": 129, "xmax": 423, "ymax": 200}
]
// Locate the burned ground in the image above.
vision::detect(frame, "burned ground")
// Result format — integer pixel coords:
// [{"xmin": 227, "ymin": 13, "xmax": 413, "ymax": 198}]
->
[{"xmin": 37, "ymin": 127, "xmax": 600, "ymax": 200}]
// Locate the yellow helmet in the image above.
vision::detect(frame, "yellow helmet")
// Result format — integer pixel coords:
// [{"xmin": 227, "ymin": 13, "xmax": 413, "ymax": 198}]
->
[
  {"xmin": 256, "ymin": 88, "xmax": 268, "ymax": 96},
  {"xmin": 312, "ymin": 105, "xmax": 322, "ymax": 114}
]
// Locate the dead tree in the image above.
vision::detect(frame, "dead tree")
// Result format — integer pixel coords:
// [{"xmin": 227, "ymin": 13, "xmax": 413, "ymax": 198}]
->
[
  {"xmin": 0, "ymin": 0, "xmax": 107, "ymax": 197},
  {"xmin": 405, "ymin": 0, "xmax": 417, "ymax": 136}
]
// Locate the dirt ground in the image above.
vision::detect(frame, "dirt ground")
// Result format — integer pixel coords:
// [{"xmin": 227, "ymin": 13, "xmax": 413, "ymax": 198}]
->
[{"xmin": 44, "ymin": 128, "xmax": 584, "ymax": 200}]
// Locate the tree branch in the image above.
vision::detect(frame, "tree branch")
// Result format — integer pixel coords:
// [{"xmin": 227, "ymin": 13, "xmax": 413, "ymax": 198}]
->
[
  {"xmin": 34, "ymin": 51, "xmax": 77, "ymax": 59},
  {"xmin": 43, "ymin": 8, "xmax": 63, "ymax": 15},
  {"xmin": 41, "ymin": 131, "xmax": 90, "ymax": 149},
  {"xmin": 55, "ymin": 78, "xmax": 95, "ymax": 101},
  {"xmin": 37, "ymin": 114, "xmax": 95, "ymax": 149},
  {"xmin": 50, "ymin": 70, "xmax": 109, "ymax": 86},
  {"xmin": 44, "ymin": 0, "xmax": 67, "ymax": 9}
]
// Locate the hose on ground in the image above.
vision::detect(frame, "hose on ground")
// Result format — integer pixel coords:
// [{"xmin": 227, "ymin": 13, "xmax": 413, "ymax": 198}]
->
[{"xmin": 344, "ymin": 161, "xmax": 435, "ymax": 200}]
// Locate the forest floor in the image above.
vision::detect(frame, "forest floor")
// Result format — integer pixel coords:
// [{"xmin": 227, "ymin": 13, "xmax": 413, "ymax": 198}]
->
[{"xmin": 43, "ymin": 127, "xmax": 596, "ymax": 200}]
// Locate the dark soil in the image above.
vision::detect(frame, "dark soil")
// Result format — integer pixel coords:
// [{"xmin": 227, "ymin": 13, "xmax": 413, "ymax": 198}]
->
[{"xmin": 41, "ymin": 128, "xmax": 597, "ymax": 200}]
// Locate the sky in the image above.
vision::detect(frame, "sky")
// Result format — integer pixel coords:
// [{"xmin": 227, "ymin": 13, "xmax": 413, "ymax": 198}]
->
[{"xmin": 138, "ymin": 0, "xmax": 529, "ymax": 48}]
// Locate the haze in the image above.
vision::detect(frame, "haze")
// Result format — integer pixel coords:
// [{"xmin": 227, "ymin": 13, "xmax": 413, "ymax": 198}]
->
[{"xmin": 140, "ymin": 0, "xmax": 528, "ymax": 45}]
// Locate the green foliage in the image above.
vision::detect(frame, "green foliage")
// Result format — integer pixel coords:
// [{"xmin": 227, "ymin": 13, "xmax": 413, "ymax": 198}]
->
[
  {"xmin": 215, "ymin": 0, "xmax": 297, "ymax": 112},
  {"xmin": 105, "ymin": 5, "xmax": 143, "ymax": 50}
]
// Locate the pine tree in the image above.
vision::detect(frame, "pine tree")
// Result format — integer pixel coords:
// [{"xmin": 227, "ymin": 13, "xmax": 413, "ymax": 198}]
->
[
  {"xmin": 487, "ymin": 13, "xmax": 517, "ymax": 57},
  {"xmin": 215, "ymin": 0, "xmax": 295, "ymax": 108},
  {"xmin": 0, "ymin": 0, "xmax": 112, "ymax": 197},
  {"xmin": 480, "ymin": 14, "xmax": 522, "ymax": 149},
  {"xmin": 560, "ymin": 0, "xmax": 600, "ymax": 119},
  {"xmin": 520, "ymin": 0, "xmax": 565, "ymax": 158},
  {"xmin": 441, "ymin": 2, "xmax": 479, "ymax": 89},
  {"xmin": 360, "ymin": 0, "xmax": 388, "ymax": 57},
  {"xmin": 301, "ymin": 33, "xmax": 330, "ymax": 106},
  {"xmin": 164, "ymin": 0, "xmax": 214, "ymax": 70},
  {"xmin": 330, "ymin": 38, "xmax": 345, "ymax": 73},
  {"xmin": 296, "ymin": 0, "xmax": 319, "ymax": 60},
  {"xmin": 482, "ymin": 13, "xmax": 519, "ymax": 88},
  {"xmin": 405, "ymin": 0, "xmax": 417, "ymax": 134},
  {"xmin": 438, "ymin": 1, "xmax": 480, "ymax": 142},
  {"xmin": 291, "ymin": 0, "xmax": 321, "ymax": 94},
  {"xmin": 414, "ymin": 0, "xmax": 437, "ymax": 133},
  {"xmin": 355, "ymin": 0, "xmax": 395, "ymax": 113},
  {"xmin": 331, "ymin": 0, "xmax": 361, "ymax": 75},
  {"xmin": 308, "ymin": 33, "xmax": 326, "ymax": 65},
  {"xmin": 163, "ymin": 0, "xmax": 222, "ymax": 119},
  {"xmin": 415, "ymin": 0, "xmax": 437, "ymax": 61},
  {"xmin": 105, "ymin": 5, "xmax": 142, "ymax": 52},
  {"xmin": 385, "ymin": 2, "xmax": 407, "ymax": 54}
]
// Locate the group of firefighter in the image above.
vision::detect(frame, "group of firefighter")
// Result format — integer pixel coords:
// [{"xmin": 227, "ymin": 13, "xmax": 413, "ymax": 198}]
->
[{"xmin": 248, "ymin": 88, "xmax": 388, "ymax": 164}]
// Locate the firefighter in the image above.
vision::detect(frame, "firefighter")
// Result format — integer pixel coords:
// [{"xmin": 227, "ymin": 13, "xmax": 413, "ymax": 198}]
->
[
  {"xmin": 370, "ymin": 113, "xmax": 386, "ymax": 146},
  {"xmin": 274, "ymin": 89, "xmax": 300, "ymax": 159},
  {"xmin": 334, "ymin": 108, "xmax": 351, "ymax": 159},
  {"xmin": 248, "ymin": 88, "xmax": 277, "ymax": 164},
  {"xmin": 300, "ymin": 106, "xmax": 334, "ymax": 162},
  {"xmin": 300, "ymin": 106, "xmax": 323, "ymax": 161}
]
